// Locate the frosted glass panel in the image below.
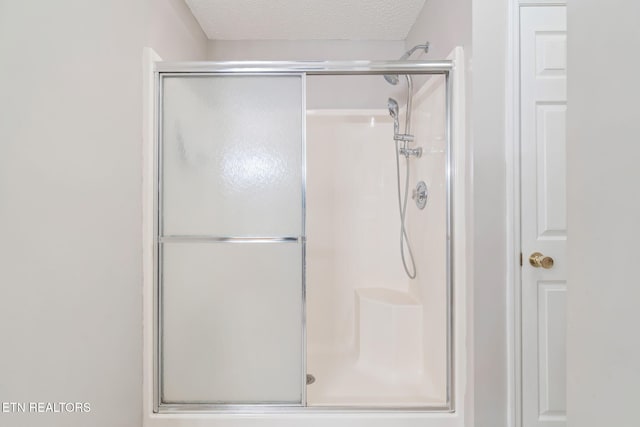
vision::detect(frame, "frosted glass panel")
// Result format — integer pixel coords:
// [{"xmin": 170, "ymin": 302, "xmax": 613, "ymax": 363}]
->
[
  {"xmin": 162, "ymin": 75, "xmax": 303, "ymax": 236},
  {"xmin": 162, "ymin": 242, "xmax": 303, "ymax": 403}
]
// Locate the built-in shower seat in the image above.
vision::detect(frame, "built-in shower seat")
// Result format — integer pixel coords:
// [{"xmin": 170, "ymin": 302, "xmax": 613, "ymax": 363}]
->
[{"xmin": 355, "ymin": 288, "xmax": 423, "ymax": 381}]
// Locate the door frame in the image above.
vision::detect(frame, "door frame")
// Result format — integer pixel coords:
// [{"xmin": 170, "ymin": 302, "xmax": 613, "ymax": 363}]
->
[
  {"xmin": 505, "ymin": 2, "xmax": 521, "ymax": 427},
  {"xmin": 507, "ymin": 2, "xmax": 567, "ymax": 427}
]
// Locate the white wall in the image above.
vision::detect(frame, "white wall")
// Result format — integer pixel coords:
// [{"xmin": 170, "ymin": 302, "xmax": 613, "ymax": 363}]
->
[
  {"xmin": 0, "ymin": 1, "xmax": 207, "ymax": 426},
  {"xmin": 208, "ymin": 39, "xmax": 404, "ymax": 61},
  {"xmin": 148, "ymin": 0, "xmax": 208, "ymax": 61},
  {"xmin": 566, "ymin": 1, "xmax": 640, "ymax": 426},
  {"xmin": 405, "ymin": 0, "xmax": 472, "ymax": 63},
  {"xmin": 469, "ymin": 0, "xmax": 510, "ymax": 425}
]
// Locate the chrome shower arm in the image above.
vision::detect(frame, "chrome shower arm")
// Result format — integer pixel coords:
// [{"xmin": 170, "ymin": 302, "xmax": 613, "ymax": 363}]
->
[{"xmin": 399, "ymin": 42, "xmax": 430, "ymax": 61}]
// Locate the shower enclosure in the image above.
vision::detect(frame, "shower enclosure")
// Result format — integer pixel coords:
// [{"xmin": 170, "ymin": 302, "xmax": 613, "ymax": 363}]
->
[{"xmin": 152, "ymin": 58, "xmax": 457, "ymax": 413}]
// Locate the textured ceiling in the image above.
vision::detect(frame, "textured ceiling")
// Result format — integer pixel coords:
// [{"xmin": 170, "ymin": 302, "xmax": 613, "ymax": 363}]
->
[{"xmin": 184, "ymin": 0, "xmax": 427, "ymax": 41}]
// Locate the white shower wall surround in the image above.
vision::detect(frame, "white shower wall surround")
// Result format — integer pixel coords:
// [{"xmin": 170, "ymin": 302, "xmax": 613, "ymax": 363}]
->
[
  {"xmin": 306, "ymin": 74, "xmax": 447, "ymax": 406},
  {"xmin": 144, "ymin": 47, "xmax": 467, "ymax": 426}
]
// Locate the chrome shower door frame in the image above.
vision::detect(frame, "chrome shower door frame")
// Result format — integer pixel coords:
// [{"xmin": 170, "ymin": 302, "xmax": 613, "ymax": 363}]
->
[{"xmin": 153, "ymin": 60, "xmax": 455, "ymax": 414}]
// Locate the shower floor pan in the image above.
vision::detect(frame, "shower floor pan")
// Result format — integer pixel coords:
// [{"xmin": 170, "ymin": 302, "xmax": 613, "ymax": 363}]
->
[{"xmin": 306, "ymin": 350, "xmax": 443, "ymax": 407}]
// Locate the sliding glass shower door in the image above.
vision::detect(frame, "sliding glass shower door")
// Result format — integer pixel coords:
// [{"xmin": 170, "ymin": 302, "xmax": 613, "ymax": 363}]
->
[{"xmin": 157, "ymin": 74, "xmax": 305, "ymax": 405}]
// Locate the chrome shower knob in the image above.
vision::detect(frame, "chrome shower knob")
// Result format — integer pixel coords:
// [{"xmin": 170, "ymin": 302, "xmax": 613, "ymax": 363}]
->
[{"xmin": 413, "ymin": 181, "xmax": 428, "ymax": 209}]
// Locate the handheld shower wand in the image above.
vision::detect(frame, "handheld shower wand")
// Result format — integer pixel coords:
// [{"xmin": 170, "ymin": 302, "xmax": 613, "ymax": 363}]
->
[
  {"xmin": 383, "ymin": 43, "xmax": 430, "ymax": 280},
  {"xmin": 388, "ymin": 98, "xmax": 399, "ymax": 135}
]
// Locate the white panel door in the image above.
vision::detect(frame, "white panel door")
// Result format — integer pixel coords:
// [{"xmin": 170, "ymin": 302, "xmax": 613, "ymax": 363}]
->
[{"xmin": 520, "ymin": 6, "xmax": 567, "ymax": 427}]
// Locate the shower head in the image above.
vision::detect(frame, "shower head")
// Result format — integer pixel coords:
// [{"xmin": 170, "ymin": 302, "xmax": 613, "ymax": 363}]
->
[
  {"xmin": 383, "ymin": 42, "xmax": 430, "ymax": 85},
  {"xmin": 384, "ymin": 74, "xmax": 400, "ymax": 85}
]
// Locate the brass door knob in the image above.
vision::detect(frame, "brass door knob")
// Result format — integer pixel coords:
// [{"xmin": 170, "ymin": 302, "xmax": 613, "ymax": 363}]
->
[{"xmin": 529, "ymin": 252, "xmax": 554, "ymax": 269}]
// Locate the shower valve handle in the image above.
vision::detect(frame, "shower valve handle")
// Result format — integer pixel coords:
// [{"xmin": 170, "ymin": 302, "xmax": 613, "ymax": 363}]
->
[{"xmin": 412, "ymin": 181, "xmax": 428, "ymax": 209}]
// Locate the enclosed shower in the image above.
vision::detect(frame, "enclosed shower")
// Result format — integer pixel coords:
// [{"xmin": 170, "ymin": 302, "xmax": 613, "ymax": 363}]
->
[{"xmin": 152, "ymin": 48, "xmax": 459, "ymax": 413}]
